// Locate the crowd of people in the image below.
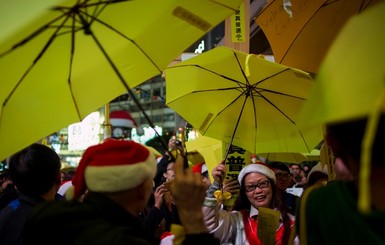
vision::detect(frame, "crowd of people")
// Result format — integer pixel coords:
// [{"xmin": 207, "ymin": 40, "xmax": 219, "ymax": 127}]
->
[
  {"xmin": 0, "ymin": 119, "xmax": 382, "ymax": 245},
  {"xmin": 1, "ymin": 2, "xmax": 384, "ymax": 244}
]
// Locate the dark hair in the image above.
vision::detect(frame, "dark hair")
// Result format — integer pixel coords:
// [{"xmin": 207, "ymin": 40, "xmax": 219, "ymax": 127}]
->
[
  {"xmin": 153, "ymin": 155, "xmax": 173, "ymax": 188},
  {"xmin": 289, "ymin": 163, "xmax": 301, "ymax": 169},
  {"xmin": 8, "ymin": 143, "xmax": 61, "ymax": 197},
  {"xmin": 61, "ymin": 167, "xmax": 76, "ymax": 181},
  {"xmin": 307, "ymin": 171, "xmax": 328, "ymax": 187},
  {"xmin": 326, "ymin": 114, "xmax": 385, "ymax": 165},
  {"xmin": 269, "ymin": 161, "xmax": 290, "ymax": 173}
]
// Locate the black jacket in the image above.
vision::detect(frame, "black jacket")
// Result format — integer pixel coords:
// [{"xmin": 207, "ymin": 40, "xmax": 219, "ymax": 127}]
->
[
  {"xmin": 23, "ymin": 192, "xmax": 219, "ymax": 245},
  {"xmin": 0, "ymin": 194, "xmax": 45, "ymax": 245}
]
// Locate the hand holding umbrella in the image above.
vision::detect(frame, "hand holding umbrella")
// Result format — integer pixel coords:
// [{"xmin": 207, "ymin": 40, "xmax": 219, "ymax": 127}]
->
[{"xmin": 211, "ymin": 161, "xmax": 232, "ymax": 203}]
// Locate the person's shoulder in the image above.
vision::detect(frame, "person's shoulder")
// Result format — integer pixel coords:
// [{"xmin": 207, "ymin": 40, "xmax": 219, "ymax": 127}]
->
[
  {"xmin": 301, "ymin": 180, "xmax": 354, "ymax": 214},
  {"xmin": 0, "ymin": 199, "xmax": 22, "ymax": 221},
  {"xmin": 307, "ymin": 180, "xmax": 348, "ymax": 198},
  {"xmin": 31, "ymin": 199, "xmax": 91, "ymax": 218}
]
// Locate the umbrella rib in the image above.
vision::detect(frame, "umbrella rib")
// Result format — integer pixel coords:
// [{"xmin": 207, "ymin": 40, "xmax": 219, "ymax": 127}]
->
[
  {"xmin": 78, "ymin": 7, "xmax": 163, "ymax": 74},
  {"xmin": 255, "ymin": 91, "xmax": 297, "ymax": 124},
  {"xmin": 278, "ymin": 0, "xmax": 332, "ymax": 64},
  {"xmin": 232, "ymin": 49, "xmax": 252, "ymax": 87},
  {"xmin": 80, "ymin": 0, "xmax": 123, "ymax": 27},
  {"xmin": 0, "ymin": 13, "xmax": 67, "ymax": 58},
  {"xmin": 223, "ymin": 94, "xmax": 249, "ymax": 163},
  {"xmin": 67, "ymin": 10, "xmax": 82, "ymax": 120},
  {"xmin": 252, "ymin": 69, "xmax": 308, "ymax": 100},
  {"xmin": 191, "ymin": 87, "xmax": 245, "ymax": 94},
  {"xmin": 170, "ymin": 64, "xmax": 247, "ymax": 87},
  {"xmin": 253, "ymin": 68, "xmax": 289, "ymax": 86},
  {"xmin": 253, "ymin": 91, "xmax": 311, "ymax": 152},
  {"xmin": 250, "ymin": 88, "xmax": 259, "ymax": 154},
  {"xmin": 2, "ymin": 13, "xmax": 72, "ymax": 108},
  {"xmin": 84, "ymin": 25, "xmax": 171, "ymax": 156},
  {"xmin": 253, "ymin": 87, "xmax": 307, "ymax": 100},
  {"xmin": 200, "ymin": 90, "xmax": 246, "ymax": 136}
]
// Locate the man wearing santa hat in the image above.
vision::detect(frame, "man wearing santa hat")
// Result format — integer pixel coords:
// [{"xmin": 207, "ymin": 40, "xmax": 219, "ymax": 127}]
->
[
  {"xmin": 22, "ymin": 139, "xmax": 219, "ymax": 245},
  {"xmin": 192, "ymin": 162, "xmax": 211, "ymax": 189},
  {"xmin": 109, "ymin": 110, "xmax": 138, "ymax": 140}
]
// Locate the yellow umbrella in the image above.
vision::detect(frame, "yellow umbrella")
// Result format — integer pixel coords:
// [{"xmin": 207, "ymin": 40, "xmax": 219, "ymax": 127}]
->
[
  {"xmin": 258, "ymin": 152, "xmax": 308, "ymax": 164},
  {"xmin": 297, "ymin": 2, "xmax": 385, "ymax": 127},
  {"xmin": 185, "ymin": 135, "xmax": 223, "ymax": 182},
  {"xmin": 165, "ymin": 46, "xmax": 323, "ymax": 158},
  {"xmin": 297, "ymin": 1, "xmax": 385, "ymax": 213},
  {"xmin": 255, "ymin": 0, "xmax": 379, "ymax": 73},
  {"xmin": 0, "ymin": 0, "xmax": 242, "ymax": 160}
]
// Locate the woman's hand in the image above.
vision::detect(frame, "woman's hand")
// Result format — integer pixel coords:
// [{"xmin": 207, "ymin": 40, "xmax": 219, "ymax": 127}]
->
[
  {"xmin": 223, "ymin": 178, "xmax": 240, "ymax": 195},
  {"xmin": 153, "ymin": 184, "xmax": 168, "ymax": 209},
  {"xmin": 211, "ymin": 161, "xmax": 226, "ymax": 184}
]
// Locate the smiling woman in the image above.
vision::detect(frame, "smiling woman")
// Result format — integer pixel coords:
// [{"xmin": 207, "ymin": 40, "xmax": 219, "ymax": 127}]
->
[{"xmin": 202, "ymin": 162, "xmax": 299, "ymax": 245}]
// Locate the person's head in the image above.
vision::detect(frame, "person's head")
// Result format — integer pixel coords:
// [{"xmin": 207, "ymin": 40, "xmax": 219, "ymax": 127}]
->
[
  {"xmin": 306, "ymin": 162, "xmax": 328, "ymax": 187},
  {"xmin": 269, "ymin": 161, "xmax": 292, "ymax": 190},
  {"xmin": 71, "ymin": 139, "xmax": 156, "ymax": 213},
  {"xmin": 237, "ymin": 163, "xmax": 277, "ymax": 209},
  {"xmin": 8, "ymin": 143, "xmax": 61, "ymax": 200},
  {"xmin": 302, "ymin": 163, "xmax": 311, "ymax": 176},
  {"xmin": 0, "ymin": 169, "xmax": 12, "ymax": 189},
  {"xmin": 109, "ymin": 110, "xmax": 137, "ymax": 139},
  {"xmin": 289, "ymin": 163, "xmax": 301, "ymax": 178},
  {"xmin": 154, "ymin": 155, "xmax": 175, "ymax": 188},
  {"xmin": 334, "ymin": 157, "xmax": 353, "ymax": 180},
  {"xmin": 192, "ymin": 162, "xmax": 211, "ymax": 188},
  {"xmin": 325, "ymin": 114, "xmax": 385, "ymax": 179},
  {"xmin": 60, "ymin": 166, "xmax": 76, "ymax": 182}
]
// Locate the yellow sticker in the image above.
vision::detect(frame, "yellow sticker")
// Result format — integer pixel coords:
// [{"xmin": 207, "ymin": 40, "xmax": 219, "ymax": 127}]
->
[{"xmin": 173, "ymin": 6, "xmax": 211, "ymax": 32}]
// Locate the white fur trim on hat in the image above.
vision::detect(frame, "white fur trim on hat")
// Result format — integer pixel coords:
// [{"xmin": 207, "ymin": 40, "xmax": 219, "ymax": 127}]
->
[
  {"xmin": 110, "ymin": 110, "xmax": 137, "ymax": 128},
  {"xmin": 201, "ymin": 163, "xmax": 208, "ymax": 174},
  {"xmin": 238, "ymin": 163, "xmax": 276, "ymax": 184},
  {"xmin": 84, "ymin": 153, "xmax": 156, "ymax": 192},
  {"xmin": 110, "ymin": 118, "xmax": 136, "ymax": 128}
]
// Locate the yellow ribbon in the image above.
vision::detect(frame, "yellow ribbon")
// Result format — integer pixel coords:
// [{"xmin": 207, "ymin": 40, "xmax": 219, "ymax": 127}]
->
[{"xmin": 214, "ymin": 190, "xmax": 232, "ymax": 203}]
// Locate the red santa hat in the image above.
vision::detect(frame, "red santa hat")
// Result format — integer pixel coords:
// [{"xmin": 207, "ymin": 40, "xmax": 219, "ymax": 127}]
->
[
  {"xmin": 69, "ymin": 139, "xmax": 156, "ymax": 200},
  {"xmin": 238, "ymin": 163, "xmax": 276, "ymax": 184},
  {"xmin": 192, "ymin": 162, "xmax": 208, "ymax": 175},
  {"xmin": 110, "ymin": 110, "xmax": 137, "ymax": 128}
]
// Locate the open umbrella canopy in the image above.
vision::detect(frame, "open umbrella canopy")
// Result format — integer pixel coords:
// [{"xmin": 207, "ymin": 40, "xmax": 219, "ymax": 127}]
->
[
  {"xmin": 165, "ymin": 46, "xmax": 323, "ymax": 156},
  {"xmin": 0, "ymin": 0, "xmax": 242, "ymax": 160},
  {"xmin": 185, "ymin": 135, "xmax": 223, "ymax": 183},
  {"xmin": 255, "ymin": 0, "xmax": 379, "ymax": 73},
  {"xmin": 185, "ymin": 135, "xmax": 223, "ymax": 168},
  {"xmin": 297, "ymin": 0, "xmax": 385, "ymax": 127}
]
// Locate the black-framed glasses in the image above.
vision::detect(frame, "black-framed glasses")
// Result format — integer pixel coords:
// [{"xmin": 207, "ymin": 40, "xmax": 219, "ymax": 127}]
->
[
  {"xmin": 275, "ymin": 173, "xmax": 291, "ymax": 179},
  {"xmin": 244, "ymin": 180, "xmax": 270, "ymax": 192}
]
